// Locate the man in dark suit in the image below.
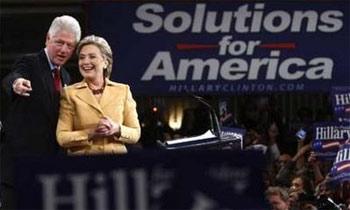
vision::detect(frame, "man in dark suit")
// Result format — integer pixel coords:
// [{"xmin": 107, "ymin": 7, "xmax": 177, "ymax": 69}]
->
[{"xmin": 0, "ymin": 15, "xmax": 81, "ymax": 209}]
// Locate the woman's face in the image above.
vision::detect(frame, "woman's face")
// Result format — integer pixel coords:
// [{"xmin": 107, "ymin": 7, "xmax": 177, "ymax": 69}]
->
[{"xmin": 78, "ymin": 44, "xmax": 106, "ymax": 81}]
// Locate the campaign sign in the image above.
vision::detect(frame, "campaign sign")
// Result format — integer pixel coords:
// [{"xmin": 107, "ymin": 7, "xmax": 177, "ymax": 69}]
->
[
  {"xmin": 331, "ymin": 86, "xmax": 350, "ymax": 124},
  {"xmin": 312, "ymin": 122, "xmax": 350, "ymax": 160},
  {"xmin": 86, "ymin": 1, "xmax": 350, "ymax": 95},
  {"xmin": 330, "ymin": 141, "xmax": 350, "ymax": 184},
  {"xmin": 15, "ymin": 150, "xmax": 268, "ymax": 210}
]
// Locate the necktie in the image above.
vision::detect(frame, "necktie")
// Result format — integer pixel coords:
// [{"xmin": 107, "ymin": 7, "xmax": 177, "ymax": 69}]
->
[{"xmin": 53, "ymin": 67, "xmax": 61, "ymax": 92}]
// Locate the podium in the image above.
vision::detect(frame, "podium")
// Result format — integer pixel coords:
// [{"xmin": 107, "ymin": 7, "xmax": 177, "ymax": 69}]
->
[
  {"xmin": 157, "ymin": 129, "xmax": 243, "ymax": 150},
  {"xmin": 158, "ymin": 95, "xmax": 244, "ymax": 150}
]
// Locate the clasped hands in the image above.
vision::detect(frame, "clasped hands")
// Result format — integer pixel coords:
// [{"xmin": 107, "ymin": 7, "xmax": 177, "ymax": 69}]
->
[{"xmin": 89, "ymin": 117, "xmax": 121, "ymax": 139}]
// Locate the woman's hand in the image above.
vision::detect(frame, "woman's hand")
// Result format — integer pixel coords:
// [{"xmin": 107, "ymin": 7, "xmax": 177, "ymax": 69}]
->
[
  {"xmin": 89, "ymin": 117, "xmax": 120, "ymax": 138},
  {"xmin": 97, "ymin": 117, "xmax": 120, "ymax": 136}
]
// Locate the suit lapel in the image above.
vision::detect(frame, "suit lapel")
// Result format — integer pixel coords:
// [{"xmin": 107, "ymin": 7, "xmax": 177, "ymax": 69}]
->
[
  {"xmin": 35, "ymin": 51, "xmax": 57, "ymax": 125},
  {"xmin": 37, "ymin": 50, "xmax": 55, "ymax": 99},
  {"xmin": 36, "ymin": 51, "xmax": 72, "ymax": 127},
  {"xmin": 99, "ymin": 86, "xmax": 113, "ymax": 109},
  {"xmin": 60, "ymin": 68, "xmax": 71, "ymax": 87},
  {"xmin": 37, "ymin": 50, "xmax": 71, "ymax": 94},
  {"xmin": 75, "ymin": 82, "xmax": 104, "ymax": 114},
  {"xmin": 99, "ymin": 80, "xmax": 119, "ymax": 109}
]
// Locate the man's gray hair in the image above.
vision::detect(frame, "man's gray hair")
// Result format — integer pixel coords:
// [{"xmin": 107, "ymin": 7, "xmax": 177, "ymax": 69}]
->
[
  {"xmin": 48, "ymin": 15, "xmax": 81, "ymax": 43},
  {"xmin": 265, "ymin": 186, "xmax": 289, "ymax": 202}
]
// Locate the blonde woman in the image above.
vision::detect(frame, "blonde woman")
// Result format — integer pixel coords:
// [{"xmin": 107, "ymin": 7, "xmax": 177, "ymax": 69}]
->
[{"xmin": 57, "ymin": 35, "xmax": 140, "ymax": 155}]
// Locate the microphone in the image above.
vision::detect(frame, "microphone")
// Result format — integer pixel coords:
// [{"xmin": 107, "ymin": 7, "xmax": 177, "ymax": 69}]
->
[
  {"xmin": 188, "ymin": 94, "xmax": 244, "ymax": 150},
  {"xmin": 157, "ymin": 93, "xmax": 222, "ymax": 149},
  {"xmin": 188, "ymin": 93, "xmax": 222, "ymax": 140}
]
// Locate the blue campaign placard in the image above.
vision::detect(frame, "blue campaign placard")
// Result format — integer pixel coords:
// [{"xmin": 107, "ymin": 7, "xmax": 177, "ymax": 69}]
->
[
  {"xmin": 15, "ymin": 150, "xmax": 268, "ymax": 210},
  {"xmin": 330, "ymin": 141, "xmax": 350, "ymax": 185},
  {"xmin": 331, "ymin": 86, "xmax": 350, "ymax": 124},
  {"xmin": 312, "ymin": 122, "xmax": 350, "ymax": 160}
]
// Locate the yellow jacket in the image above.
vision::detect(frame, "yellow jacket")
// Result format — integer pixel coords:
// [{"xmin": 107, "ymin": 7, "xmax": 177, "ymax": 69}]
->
[{"xmin": 56, "ymin": 79, "xmax": 141, "ymax": 155}]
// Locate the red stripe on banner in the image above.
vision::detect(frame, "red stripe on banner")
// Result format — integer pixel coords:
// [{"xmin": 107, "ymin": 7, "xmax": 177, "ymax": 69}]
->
[
  {"xmin": 176, "ymin": 43, "xmax": 219, "ymax": 50},
  {"xmin": 338, "ymin": 163, "xmax": 350, "ymax": 171},
  {"xmin": 259, "ymin": 42, "xmax": 296, "ymax": 49}
]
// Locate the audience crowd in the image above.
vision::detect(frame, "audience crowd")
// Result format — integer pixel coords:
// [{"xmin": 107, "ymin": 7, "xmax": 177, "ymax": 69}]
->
[
  {"xmin": 233, "ymin": 96, "xmax": 349, "ymax": 210},
  {"xmin": 141, "ymin": 95, "xmax": 349, "ymax": 210}
]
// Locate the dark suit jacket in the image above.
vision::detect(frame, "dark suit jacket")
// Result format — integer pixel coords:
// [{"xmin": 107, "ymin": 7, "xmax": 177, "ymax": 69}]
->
[{"xmin": 1, "ymin": 49, "xmax": 71, "ymax": 185}]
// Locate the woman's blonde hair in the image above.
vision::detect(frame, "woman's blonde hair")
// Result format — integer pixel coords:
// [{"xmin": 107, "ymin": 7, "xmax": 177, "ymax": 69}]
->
[{"xmin": 76, "ymin": 35, "xmax": 113, "ymax": 78}]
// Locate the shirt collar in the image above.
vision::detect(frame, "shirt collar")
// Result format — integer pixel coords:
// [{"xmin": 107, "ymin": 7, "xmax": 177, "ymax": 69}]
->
[
  {"xmin": 75, "ymin": 78, "xmax": 113, "ymax": 89},
  {"xmin": 44, "ymin": 48, "xmax": 59, "ymax": 71}
]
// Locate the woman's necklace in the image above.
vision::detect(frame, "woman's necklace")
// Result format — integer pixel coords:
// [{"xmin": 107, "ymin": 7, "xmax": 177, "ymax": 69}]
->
[
  {"xmin": 90, "ymin": 87, "xmax": 104, "ymax": 95},
  {"xmin": 88, "ymin": 81, "xmax": 105, "ymax": 95}
]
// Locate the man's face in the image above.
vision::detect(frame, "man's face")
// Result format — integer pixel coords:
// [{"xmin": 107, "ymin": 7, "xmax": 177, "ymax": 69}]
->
[
  {"xmin": 290, "ymin": 177, "xmax": 303, "ymax": 193},
  {"xmin": 46, "ymin": 30, "xmax": 76, "ymax": 66}
]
